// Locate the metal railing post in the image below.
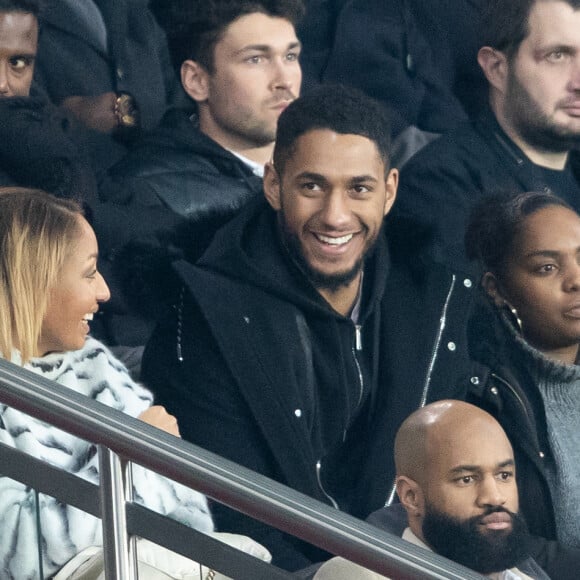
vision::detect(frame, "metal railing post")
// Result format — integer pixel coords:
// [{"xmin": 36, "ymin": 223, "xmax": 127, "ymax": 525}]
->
[
  {"xmin": 125, "ymin": 462, "xmax": 140, "ymax": 578},
  {"xmin": 98, "ymin": 445, "xmax": 134, "ymax": 579}
]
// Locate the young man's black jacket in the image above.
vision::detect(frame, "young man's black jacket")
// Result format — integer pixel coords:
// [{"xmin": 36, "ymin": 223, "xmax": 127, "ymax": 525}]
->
[
  {"xmin": 395, "ymin": 109, "xmax": 580, "ymax": 273},
  {"xmin": 141, "ymin": 201, "xmax": 475, "ymax": 570}
]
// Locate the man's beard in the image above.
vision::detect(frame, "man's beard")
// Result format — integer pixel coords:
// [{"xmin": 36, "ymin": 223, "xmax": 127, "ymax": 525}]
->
[
  {"xmin": 422, "ymin": 505, "xmax": 532, "ymax": 575},
  {"xmin": 505, "ymin": 69, "xmax": 580, "ymax": 153},
  {"xmin": 278, "ymin": 213, "xmax": 377, "ymax": 293}
]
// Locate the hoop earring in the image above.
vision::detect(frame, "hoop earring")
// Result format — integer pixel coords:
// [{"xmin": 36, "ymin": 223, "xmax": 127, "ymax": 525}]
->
[{"xmin": 502, "ymin": 303, "xmax": 523, "ymax": 334}]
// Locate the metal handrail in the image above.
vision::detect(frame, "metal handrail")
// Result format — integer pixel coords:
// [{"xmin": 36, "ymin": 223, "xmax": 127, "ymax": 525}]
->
[{"xmin": 0, "ymin": 358, "xmax": 484, "ymax": 579}]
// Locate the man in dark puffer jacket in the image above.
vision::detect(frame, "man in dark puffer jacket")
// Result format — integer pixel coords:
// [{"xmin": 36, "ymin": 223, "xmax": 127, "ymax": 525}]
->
[{"xmin": 92, "ymin": 0, "xmax": 304, "ymax": 351}]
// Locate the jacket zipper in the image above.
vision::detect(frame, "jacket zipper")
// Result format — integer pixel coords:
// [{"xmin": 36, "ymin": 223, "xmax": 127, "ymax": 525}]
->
[
  {"xmin": 344, "ymin": 324, "xmax": 364, "ymax": 443},
  {"xmin": 353, "ymin": 324, "xmax": 364, "ymax": 405},
  {"xmin": 419, "ymin": 274, "xmax": 457, "ymax": 407},
  {"xmin": 385, "ymin": 274, "xmax": 458, "ymax": 507},
  {"xmin": 316, "ymin": 459, "xmax": 339, "ymax": 509},
  {"xmin": 321, "ymin": 324, "xmax": 364, "ymax": 506},
  {"xmin": 490, "ymin": 373, "xmax": 531, "ymax": 423},
  {"xmin": 489, "ymin": 373, "xmax": 545, "ymax": 456}
]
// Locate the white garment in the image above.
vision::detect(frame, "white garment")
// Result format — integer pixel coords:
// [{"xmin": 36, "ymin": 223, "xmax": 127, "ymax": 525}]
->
[
  {"xmin": 229, "ymin": 150, "xmax": 265, "ymax": 177},
  {"xmin": 313, "ymin": 528, "xmax": 535, "ymax": 580},
  {"xmin": 0, "ymin": 338, "xmax": 213, "ymax": 579},
  {"xmin": 54, "ymin": 534, "xmax": 271, "ymax": 580}
]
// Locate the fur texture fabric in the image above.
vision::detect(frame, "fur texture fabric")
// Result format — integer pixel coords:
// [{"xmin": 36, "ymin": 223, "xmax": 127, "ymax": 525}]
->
[{"xmin": 0, "ymin": 337, "xmax": 213, "ymax": 579}]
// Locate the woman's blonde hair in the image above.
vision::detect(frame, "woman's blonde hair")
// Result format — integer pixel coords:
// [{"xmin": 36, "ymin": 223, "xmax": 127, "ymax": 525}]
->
[{"xmin": 0, "ymin": 187, "xmax": 84, "ymax": 362}]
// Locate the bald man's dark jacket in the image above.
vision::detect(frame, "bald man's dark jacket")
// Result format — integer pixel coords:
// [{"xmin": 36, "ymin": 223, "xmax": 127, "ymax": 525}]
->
[{"xmin": 142, "ymin": 201, "xmax": 475, "ymax": 570}]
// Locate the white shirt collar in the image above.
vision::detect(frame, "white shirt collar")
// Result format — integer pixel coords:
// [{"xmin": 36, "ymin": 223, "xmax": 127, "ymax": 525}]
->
[{"xmin": 229, "ymin": 150, "xmax": 265, "ymax": 177}]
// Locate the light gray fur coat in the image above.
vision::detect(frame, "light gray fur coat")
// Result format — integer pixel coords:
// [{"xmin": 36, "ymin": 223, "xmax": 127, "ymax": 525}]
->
[{"xmin": 0, "ymin": 337, "xmax": 213, "ymax": 579}]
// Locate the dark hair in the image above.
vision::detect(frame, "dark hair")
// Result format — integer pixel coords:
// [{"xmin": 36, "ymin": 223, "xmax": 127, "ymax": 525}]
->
[
  {"xmin": 465, "ymin": 191, "xmax": 573, "ymax": 274},
  {"xmin": 273, "ymin": 84, "xmax": 392, "ymax": 175},
  {"xmin": 157, "ymin": 0, "xmax": 304, "ymax": 72},
  {"xmin": 482, "ymin": 0, "xmax": 580, "ymax": 59},
  {"xmin": 0, "ymin": 0, "xmax": 41, "ymax": 15}
]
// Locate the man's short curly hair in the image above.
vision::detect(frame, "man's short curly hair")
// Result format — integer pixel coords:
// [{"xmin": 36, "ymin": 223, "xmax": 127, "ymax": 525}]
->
[{"xmin": 273, "ymin": 84, "xmax": 392, "ymax": 176}]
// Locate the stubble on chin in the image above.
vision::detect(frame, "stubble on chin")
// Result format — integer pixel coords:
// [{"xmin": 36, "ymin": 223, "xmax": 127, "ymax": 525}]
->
[{"xmin": 505, "ymin": 74, "xmax": 580, "ymax": 152}]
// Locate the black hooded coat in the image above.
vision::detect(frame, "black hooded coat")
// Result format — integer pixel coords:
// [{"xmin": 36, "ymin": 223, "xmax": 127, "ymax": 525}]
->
[{"xmin": 142, "ymin": 201, "xmax": 475, "ymax": 570}]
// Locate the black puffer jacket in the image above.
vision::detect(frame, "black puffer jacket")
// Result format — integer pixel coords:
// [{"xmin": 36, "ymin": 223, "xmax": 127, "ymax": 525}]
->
[
  {"xmin": 91, "ymin": 108, "xmax": 264, "ymax": 347},
  {"xmin": 0, "ymin": 96, "xmax": 99, "ymax": 204},
  {"xmin": 98, "ymin": 108, "xmax": 263, "ymax": 260}
]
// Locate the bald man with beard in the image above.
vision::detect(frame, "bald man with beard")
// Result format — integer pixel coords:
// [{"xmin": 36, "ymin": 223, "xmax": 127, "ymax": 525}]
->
[{"xmin": 314, "ymin": 401, "xmax": 548, "ymax": 579}]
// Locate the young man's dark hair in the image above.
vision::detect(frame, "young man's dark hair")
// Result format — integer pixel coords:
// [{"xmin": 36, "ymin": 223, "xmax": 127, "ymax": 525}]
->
[
  {"xmin": 482, "ymin": 0, "xmax": 580, "ymax": 59},
  {"xmin": 158, "ymin": 0, "xmax": 305, "ymax": 72},
  {"xmin": 273, "ymin": 84, "xmax": 392, "ymax": 175},
  {"xmin": 0, "ymin": 0, "xmax": 40, "ymax": 14}
]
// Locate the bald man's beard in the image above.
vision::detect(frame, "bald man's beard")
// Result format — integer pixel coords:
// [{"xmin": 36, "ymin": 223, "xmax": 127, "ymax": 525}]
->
[{"xmin": 422, "ymin": 505, "xmax": 532, "ymax": 575}]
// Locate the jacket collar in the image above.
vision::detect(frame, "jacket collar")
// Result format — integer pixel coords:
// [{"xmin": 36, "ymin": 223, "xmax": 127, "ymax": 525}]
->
[
  {"xmin": 199, "ymin": 201, "xmax": 390, "ymax": 322},
  {"xmin": 476, "ymin": 108, "xmax": 580, "ymax": 189}
]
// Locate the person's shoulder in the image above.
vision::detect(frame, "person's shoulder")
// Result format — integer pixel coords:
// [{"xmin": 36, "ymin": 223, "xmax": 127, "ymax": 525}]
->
[
  {"xmin": 71, "ymin": 338, "xmax": 136, "ymax": 384},
  {"xmin": 513, "ymin": 558, "xmax": 552, "ymax": 580},
  {"xmin": 367, "ymin": 502, "xmax": 408, "ymax": 536},
  {"xmin": 77, "ymin": 337, "xmax": 154, "ymax": 408},
  {"xmin": 109, "ymin": 109, "xmax": 252, "ymax": 183},
  {"xmin": 385, "ymin": 221, "xmax": 477, "ymax": 308},
  {"xmin": 385, "ymin": 214, "xmax": 467, "ymax": 275},
  {"xmin": 570, "ymin": 148, "xmax": 580, "ymax": 173},
  {"xmin": 400, "ymin": 117, "xmax": 490, "ymax": 173},
  {"xmin": 108, "ymin": 109, "xmax": 200, "ymax": 173},
  {"xmin": 74, "ymin": 337, "xmax": 133, "ymax": 376},
  {"xmin": 313, "ymin": 557, "xmax": 389, "ymax": 580}
]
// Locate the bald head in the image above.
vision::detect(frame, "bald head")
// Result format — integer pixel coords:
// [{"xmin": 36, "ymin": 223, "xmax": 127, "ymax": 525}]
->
[
  {"xmin": 395, "ymin": 400, "xmax": 518, "ymax": 548},
  {"xmin": 393, "ymin": 401, "xmax": 530, "ymax": 573},
  {"xmin": 395, "ymin": 400, "xmax": 511, "ymax": 483}
]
